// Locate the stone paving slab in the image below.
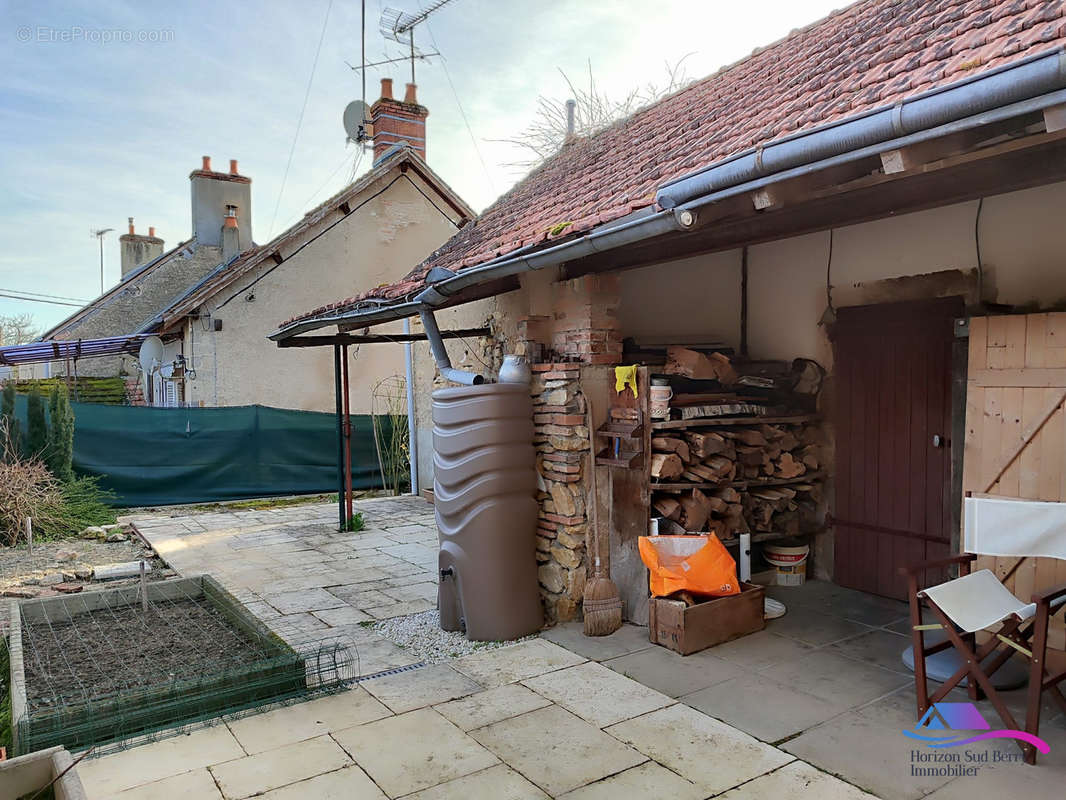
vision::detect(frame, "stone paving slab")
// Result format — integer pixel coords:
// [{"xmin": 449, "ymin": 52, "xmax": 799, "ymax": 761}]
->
[
  {"xmin": 361, "ymin": 663, "xmax": 483, "ymax": 713},
  {"xmin": 605, "ymin": 704, "xmax": 795, "ymax": 796},
  {"xmin": 434, "ymin": 683, "xmax": 553, "ymax": 732},
  {"xmin": 451, "ymin": 638, "xmax": 585, "ymax": 688},
  {"xmin": 404, "ymin": 764, "xmax": 550, "ymax": 800},
  {"xmin": 210, "ymin": 734, "xmax": 351, "ymax": 799},
  {"xmin": 521, "ymin": 661, "xmax": 674, "ymax": 727},
  {"xmin": 333, "ymin": 707, "xmax": 500, "ymax": 797},
  {"xmin": 470, "ymin": 704, "xmax": 647, "ymax": 796}
]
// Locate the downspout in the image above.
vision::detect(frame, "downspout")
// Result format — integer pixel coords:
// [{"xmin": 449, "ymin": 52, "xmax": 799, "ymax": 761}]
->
[
  {"xmin": 419, "ymin": 307, "xmax": 484, "ymax": 385},
  {"xmin": 403, "ymin": 316, "xmax": 419, "ymax": 495}
]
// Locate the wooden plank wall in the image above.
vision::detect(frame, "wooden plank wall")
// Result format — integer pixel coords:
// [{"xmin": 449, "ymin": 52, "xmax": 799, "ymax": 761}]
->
[{"xmin": 964, "ymin": 313, "xmax": 1066, "ymax": 653}]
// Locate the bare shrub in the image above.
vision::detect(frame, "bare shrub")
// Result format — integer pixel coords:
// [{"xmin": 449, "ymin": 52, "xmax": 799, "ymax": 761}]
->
[{"xmin": 0, "ymin": 454, "xmax": 65, "ymax": 547}]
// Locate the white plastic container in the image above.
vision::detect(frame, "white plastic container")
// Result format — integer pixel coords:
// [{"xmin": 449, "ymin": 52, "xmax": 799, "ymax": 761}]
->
[
  {"xmin": 763, "ymin": 542, "xmax": 809, "ymax": 586},
  {"xmin": 650, "ymin": 379, "xmax": 673, "ymax": 420}
]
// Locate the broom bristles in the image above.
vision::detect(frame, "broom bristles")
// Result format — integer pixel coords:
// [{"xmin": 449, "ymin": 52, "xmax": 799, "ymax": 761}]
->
[{"xmin": 584, "ymin": 577, "xmax": 623, "ymax": 636}]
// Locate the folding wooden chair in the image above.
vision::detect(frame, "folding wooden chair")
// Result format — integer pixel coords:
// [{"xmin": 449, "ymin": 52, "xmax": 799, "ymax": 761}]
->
[{"xmin": 902, "ymin": 495, "xmax": 1066, "ymax": 764}]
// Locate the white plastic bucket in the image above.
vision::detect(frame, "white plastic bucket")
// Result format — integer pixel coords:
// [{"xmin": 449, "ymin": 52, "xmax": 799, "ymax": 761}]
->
[
  {"xmin": 763, "ymin": 542, "xmax": 809, "ymax": 586},
  {"xmin": 650, "ymin": 382, "xmax": 672, "ymax": 419}
]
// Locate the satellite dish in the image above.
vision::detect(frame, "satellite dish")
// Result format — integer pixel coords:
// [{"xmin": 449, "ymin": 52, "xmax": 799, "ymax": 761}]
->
[
  {"xmin": 138, "ymin": 336, "xmax": 164, "ymax": 373},
  {"xmin": 343, "ymin": 100, "xmax": 372, "ymax": 143}
]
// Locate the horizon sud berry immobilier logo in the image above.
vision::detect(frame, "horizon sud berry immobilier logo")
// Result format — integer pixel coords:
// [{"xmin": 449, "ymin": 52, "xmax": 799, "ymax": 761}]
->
[{"xmin": 903, "ymin": 702, "xmax": 1050, "ymax": 776}]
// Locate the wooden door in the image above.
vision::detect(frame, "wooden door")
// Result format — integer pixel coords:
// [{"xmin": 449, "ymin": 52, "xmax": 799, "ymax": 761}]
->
[
  {"xmin": 964, "ymin": 313, "xmax": 1066, "ymax": 655},
  {"xmin": 832, "ymin": 298, "xmax": 961, "ymax": 600}
]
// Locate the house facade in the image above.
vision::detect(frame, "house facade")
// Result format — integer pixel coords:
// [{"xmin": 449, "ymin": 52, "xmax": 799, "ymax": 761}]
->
[
  {"xmin": 154, "ymin": 141, "xmax": 472, "ymax": 413},
  {"xmin": 38, "ymin": 81, "xmax": 471, "ymax": 415},
  {"xmin": 273, "ymin": 0, "xmax": 1066, "ymax": 665}
]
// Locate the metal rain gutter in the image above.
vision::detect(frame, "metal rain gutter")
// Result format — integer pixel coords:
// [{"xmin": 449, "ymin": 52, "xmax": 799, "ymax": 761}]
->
[
  {"xmin": 656, "ymin": 47, "xmax": 1066, "ymax": 209},
  {"xmin": 272, "ymin": 47, "xmax": 1066, "ymax": 342},
  {"xmin": 675, "ymin": 87, "xmax": 1066, "ymax": 216},
  {"xmin": 413, "ymin": 207, "xmax": 687, "ymax": 306}
]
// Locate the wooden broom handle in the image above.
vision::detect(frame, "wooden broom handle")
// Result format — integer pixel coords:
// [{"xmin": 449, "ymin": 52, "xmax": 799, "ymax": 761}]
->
[{"xmin": 585, "ymin": 395, "xmax": 604, "ymax": 579}]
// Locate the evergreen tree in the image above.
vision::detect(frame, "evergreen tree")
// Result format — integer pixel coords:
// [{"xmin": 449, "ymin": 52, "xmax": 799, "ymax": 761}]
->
[
  {"xmin": 26, "ymin": 386, "xmax": 48, "ymax": 458},
  {"xmin": 1, "ymin": 382, "xmax": 20, "ymax": 458},
  {"xmin": 47, "ymin": 383, "xmax": 75, "ymax": 482}
]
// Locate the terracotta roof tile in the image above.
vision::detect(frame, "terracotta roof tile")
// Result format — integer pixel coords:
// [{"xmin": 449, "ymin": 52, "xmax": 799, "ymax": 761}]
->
[{"xmin": 284, "ymin": 0, "xmax": 1066, "ymax": 328}]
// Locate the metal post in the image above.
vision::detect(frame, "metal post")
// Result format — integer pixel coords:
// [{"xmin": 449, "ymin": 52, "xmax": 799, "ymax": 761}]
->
[
  {"xmin": 333, "ymin": 345, "xmax": 345, "ymax": 530},
  {"xmin": 139, "ymin": 560, "xmax": 148, "ymax": 614},
  {"xmin": 403, "ymin": 317, "xmax": 418, "ymax": 496},
  {"xmin": 342, "ymin": 345, "xmax": 354, "ymax": 526},
  {"xmin": 25, "ymin": 517, "xmax": 32, "ymax": 555},
  {"xmin": 99, "ymin": 234, "xmax": 105, "ymax": 294}
]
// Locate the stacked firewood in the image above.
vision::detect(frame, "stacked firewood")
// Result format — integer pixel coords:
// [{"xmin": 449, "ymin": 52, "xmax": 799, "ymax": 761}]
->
[{"xmin": 650, "ymin": 421, "xmax": 823, "ymax": 537}]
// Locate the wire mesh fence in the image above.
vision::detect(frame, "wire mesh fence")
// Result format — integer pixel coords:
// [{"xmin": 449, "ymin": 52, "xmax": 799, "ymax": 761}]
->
[{"xmin": 7, "ymin": 575, "xmax": 354, "ymax": 756}]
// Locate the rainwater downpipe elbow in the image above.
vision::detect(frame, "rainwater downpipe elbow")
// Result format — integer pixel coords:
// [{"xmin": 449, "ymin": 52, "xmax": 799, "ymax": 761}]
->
[{"xmin": 419, "ymin": 306, "xmax": 484, "ymax": 386}]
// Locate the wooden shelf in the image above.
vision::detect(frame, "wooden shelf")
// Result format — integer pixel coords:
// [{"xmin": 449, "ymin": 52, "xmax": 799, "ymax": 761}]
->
[
  {"xmin": 651, "ymin": 471, "xmax": 825, "ymax": 492},
  {"xmin": 651, "ymin": 413, "xmax": 820, "ymax": 431},
  {"xmin": 597, "ymin": 421, "xmax": 644, "ymax": 439},
  {"xmin": 595, "ymin": 448, "xmax": 643, "ymax": 468}
]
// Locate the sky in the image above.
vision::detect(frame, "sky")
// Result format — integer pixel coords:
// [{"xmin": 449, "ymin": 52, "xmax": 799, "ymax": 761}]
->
[{"xmin": 0, "ymin": 0, "xmax": 845, "ymax": 333}]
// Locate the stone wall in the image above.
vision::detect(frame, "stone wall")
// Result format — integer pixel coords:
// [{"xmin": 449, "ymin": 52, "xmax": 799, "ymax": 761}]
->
[{"xmin": 531, "ymin": 363, "xmax": 590, "ymax": 624}]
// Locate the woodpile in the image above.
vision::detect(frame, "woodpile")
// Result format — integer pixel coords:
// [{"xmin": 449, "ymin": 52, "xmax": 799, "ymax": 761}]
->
[{"xmin": 651, "ymin": 420, "xmax": 823, "ymax": 537}]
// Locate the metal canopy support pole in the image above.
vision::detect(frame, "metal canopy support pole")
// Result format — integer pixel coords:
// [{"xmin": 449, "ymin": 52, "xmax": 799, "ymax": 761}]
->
[
  {"xmin": 403, "ymin": 317, "xmax": 418, "ymax": 496},
  {"xmin": 342, "ymin": 344, "xmax": 354, "ymax": 526},
  {"xmin": 333, "ymin": 344, "xmax": 345, "ymax": 530}
]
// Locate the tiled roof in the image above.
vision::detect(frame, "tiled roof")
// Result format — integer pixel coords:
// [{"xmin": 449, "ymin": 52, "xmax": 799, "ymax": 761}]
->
[
  {"xmin": 39, "ymin": 238, "xmax": 200, "ymax": 340},
  {"xmin": 161, "ymin": 147, "xmax": 474, "ymax": 330},
  {"xmin": 285, "ymin": 0, "xmax": 1066, "ymax": 326}
]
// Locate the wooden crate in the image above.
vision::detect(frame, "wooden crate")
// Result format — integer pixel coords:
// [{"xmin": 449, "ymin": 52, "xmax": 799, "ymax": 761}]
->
[{"xmin": 648, "ymin": 582, "xmax": 765, "ymax": 655}]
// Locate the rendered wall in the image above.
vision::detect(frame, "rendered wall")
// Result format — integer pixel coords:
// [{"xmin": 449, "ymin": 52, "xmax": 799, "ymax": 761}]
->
[{"xmin": 182, "ymin": 173, "xmax": 464, "ymax": 414}]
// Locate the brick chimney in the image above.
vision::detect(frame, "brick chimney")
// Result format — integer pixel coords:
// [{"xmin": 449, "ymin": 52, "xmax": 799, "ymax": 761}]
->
[
  {"xmin": 370, "ymin": 78, "xmax": 428, "ymax": 163},
  {"xmin": 118, "ymin": 217, "xmax": 165, "ymax": 277},
  {"xmin": 189, "ymin": 156, "xmax": 252, "ymax": 247}
]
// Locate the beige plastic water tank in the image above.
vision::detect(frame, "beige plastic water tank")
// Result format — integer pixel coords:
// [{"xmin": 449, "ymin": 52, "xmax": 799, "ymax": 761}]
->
[{"xmin": 433, "ymin": 382, "xmax": 543, "ymax": 640}]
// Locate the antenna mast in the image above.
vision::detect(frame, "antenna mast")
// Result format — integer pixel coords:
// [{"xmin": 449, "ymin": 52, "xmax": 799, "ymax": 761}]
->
[{"xmin": 375, "ymin": 0, "xmax": 457, "ymax": 84}]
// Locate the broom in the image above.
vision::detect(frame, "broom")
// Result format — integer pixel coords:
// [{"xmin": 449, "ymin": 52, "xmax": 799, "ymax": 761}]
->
[{"xmin": 583, "ymin": 395, "xmax": 623, "ymax": 636}]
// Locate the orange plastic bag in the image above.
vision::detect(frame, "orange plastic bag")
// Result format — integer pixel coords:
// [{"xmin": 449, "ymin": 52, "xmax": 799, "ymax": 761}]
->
[{"xmin": 638, "ymin": 535, "xmax": 740, "ymax": 598}]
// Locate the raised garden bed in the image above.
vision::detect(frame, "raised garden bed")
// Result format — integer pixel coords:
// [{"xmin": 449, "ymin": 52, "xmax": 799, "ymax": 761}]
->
[{"xmin": 6, "ymin": 575, "xmax": 350, "ymax": 755}]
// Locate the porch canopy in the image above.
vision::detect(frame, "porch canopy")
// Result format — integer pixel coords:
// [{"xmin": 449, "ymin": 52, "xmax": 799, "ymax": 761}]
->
[{"xmin": 0, "ymin": 334, "xmax": 156, "ymax": 367}]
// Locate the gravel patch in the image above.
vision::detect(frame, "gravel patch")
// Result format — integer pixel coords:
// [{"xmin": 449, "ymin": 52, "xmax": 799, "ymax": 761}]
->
[{"xmin": 371, "ymin": 610, "xmax": 536, "ymax": 664}]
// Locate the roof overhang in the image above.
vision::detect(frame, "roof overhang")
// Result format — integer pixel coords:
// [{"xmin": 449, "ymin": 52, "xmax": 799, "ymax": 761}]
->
[{"xmin": 271, "ymin": 48, "xmax": 1066, "ymax": 346}]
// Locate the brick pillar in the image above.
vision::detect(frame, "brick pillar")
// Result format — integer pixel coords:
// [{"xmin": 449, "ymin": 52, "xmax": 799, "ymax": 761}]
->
[{"xmin": 550, "ymin": 274, "xmax": 622, "ymax": 364}]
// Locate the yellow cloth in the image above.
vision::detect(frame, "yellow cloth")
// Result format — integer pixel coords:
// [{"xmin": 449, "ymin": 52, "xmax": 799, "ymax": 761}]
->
[{"xmin": 614, "ymin": 365, "xmax": 638, "ymax": 397}]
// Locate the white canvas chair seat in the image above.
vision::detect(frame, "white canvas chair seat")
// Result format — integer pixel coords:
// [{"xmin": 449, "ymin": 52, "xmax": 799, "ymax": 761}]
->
[
  {"xmin": 920, "ymin": 569, "xmax": 1037, "ymax": 633},
  {"xmin": 904, "ymin": 494, "xmax": 1066, "ymax": 765}
]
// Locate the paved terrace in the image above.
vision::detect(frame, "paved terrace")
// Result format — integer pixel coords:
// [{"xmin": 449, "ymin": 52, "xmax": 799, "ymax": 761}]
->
[
  {"xmin": 86, "ymin": 495, "xmax": 1066, "ymax": 799},
  {"xmin": 130, "ymin": 497, "xmax": 440, "ymax": 677}
]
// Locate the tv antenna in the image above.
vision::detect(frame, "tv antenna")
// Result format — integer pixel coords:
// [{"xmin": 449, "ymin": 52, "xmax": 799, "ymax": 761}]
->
[
  {"xmin": 349, "ymin": 0, "xmax": 455, "ymax": 84},
  {"xmin": 345, "ymin": 0, "xmax": 456, "ymax": 148},
  {"xmin": 90, "ymin": 227, "xmax": 114, "ymax": 294}
]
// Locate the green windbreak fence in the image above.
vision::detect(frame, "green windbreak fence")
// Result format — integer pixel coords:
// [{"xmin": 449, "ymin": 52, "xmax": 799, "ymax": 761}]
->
[{"xmin": 10, "ymin": 397, "xmax": 386, "ymax": 507}]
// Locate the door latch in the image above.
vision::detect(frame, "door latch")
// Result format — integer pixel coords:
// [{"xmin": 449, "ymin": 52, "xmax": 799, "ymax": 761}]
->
[{"xmin": 932, "ymin": 434, "xmax": 945, "ymax": 449}]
